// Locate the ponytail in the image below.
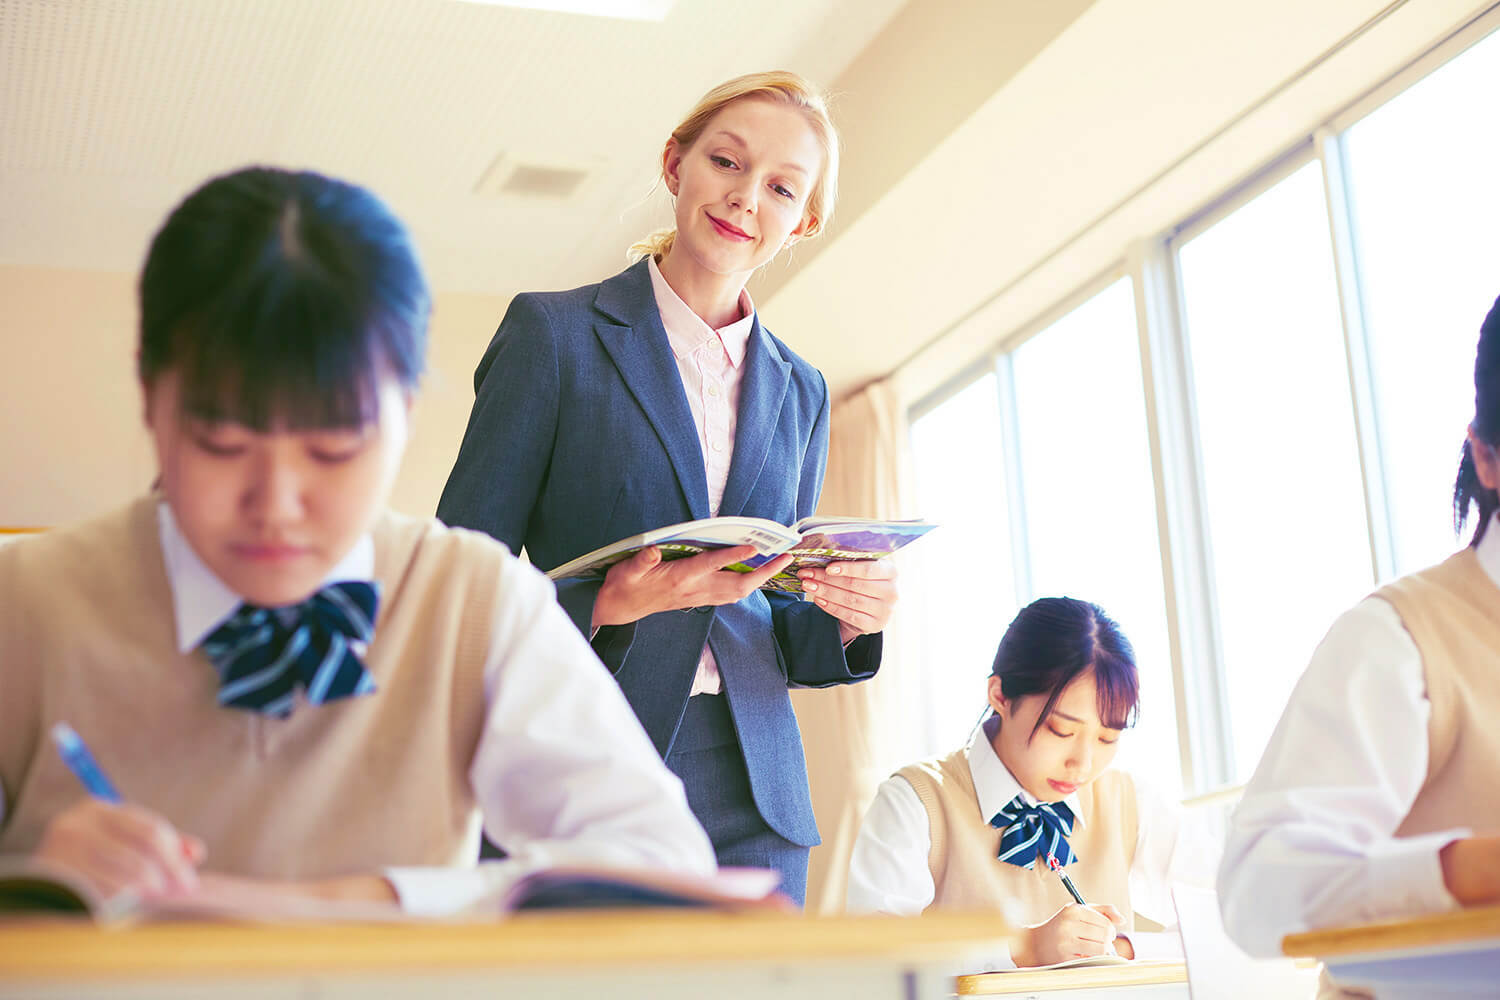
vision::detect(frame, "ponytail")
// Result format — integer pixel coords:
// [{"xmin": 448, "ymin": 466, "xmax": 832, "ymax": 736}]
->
[
  {"xmin": 628, "ymin": 228, "xmax": 676, "ymax": 264},
  {"xmin": 1455, "ymin": 437, "xmax": 1499, "ymax": 546},
  {"xmin": 1456, "ymin": 294, "xmax": 1500, "ymax": 547}
]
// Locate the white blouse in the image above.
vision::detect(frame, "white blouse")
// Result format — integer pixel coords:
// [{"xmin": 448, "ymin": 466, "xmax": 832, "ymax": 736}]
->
[{"xmin": 1217, "ymin": 517, "xmax": 1500, "ymax": 957}]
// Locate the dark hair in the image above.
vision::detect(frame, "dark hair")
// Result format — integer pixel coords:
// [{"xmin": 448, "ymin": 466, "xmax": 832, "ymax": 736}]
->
[
  {"xmin": 1454, "ymin": 295, "xmax": 1500, "ymax": 546},
  {"xmin": 991, "ymin": 597, "xmax": 1139, "ymax": 741},
  {"xmin": 137, "ymin": 166, "xmax": 430, "ymax": 430}
]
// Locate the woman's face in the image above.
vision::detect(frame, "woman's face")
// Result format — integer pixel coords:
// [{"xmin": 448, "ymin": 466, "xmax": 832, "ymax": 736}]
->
[
  {"xmin": 988, "ymin": 670, "xmax": 1124, "ymax": 803},
  {"xmin": 661, "ymin": 96, "xmax": 823, "ymax": 282},
  {"xmin": 144, "ymin": 368, "xmax": 411, "ymax": 607}
]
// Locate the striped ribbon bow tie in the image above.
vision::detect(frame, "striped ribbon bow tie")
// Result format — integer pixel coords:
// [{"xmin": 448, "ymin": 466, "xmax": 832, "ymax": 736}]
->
[
  {"xmin": 201, "ymin": 581, "xmax": 381, "ymax": 718},
  {"xmin": 990, "ymin": 795, "xmax": 1078, "ymax": 869}
]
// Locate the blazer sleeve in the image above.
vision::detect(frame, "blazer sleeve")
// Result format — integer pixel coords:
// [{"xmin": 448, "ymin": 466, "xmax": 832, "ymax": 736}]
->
[
  {"xmin": 769, "ymin": 371, "xmax": 883, "ymax": 687},
  {"xmin": 436, "ymin": 295, "xmax": 634, "ymax": 661},
  {"xmin": 436, "ymin": 293, "xmax": 560, "ymax": 556}
]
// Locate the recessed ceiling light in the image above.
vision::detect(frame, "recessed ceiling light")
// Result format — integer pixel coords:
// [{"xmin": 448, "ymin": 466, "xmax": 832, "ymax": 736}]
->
[{"xmin": 449, "ymin": 0, "xmax": 676, "ymax": 21}]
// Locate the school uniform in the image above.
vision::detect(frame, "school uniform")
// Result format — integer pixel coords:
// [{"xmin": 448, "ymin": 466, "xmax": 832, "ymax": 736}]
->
[
  {"xmin": 0, "ymin": 497, "xmax": 715, "ymax": 914},
  {"xmin": 437, "ymin": 257, "xmax": 881, "ymax": 903},
  {"xmin": 1218, "ymin": 514, "xmax": 1500, "ymax": 967},
  {"xmin": 848, "ymin": 721, "xmax": 1218, "ymax": 969}
]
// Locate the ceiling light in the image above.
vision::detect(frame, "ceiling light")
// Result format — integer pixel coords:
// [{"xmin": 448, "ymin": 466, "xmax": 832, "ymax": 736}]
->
[{"xmin": 449, "ymin": 0, "xmax": 676, "ymax": 21}]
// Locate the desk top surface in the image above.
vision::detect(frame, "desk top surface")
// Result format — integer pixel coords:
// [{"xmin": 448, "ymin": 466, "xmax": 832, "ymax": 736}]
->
[
  {"xmin": 1282, "ymin": 904, "xmax": 1500, "ymax": 959},
  {"xmin": 955, "ymin": 960, "xmax": 1186, "ymax": 995},
  {"xmin": 0, "ymin": 908, "xmax": 1009, "ymax": 981}
]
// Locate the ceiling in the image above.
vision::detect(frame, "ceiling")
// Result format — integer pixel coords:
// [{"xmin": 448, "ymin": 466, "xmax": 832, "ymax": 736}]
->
[{"xmin": 0, "ymin": 0, "xmax": 905, "ymax": 297}]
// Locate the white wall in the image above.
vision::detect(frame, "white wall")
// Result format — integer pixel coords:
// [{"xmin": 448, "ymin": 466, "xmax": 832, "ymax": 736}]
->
[{"xmin": 0, "ymin": 265, "xmax": 507, "ymax": 526}]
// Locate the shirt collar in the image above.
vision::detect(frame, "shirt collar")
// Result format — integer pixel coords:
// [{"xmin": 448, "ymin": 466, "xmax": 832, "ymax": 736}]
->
[
  {"xmin": 1477, "ymin": 513, "xmax": 1500, "ymax": 588},
  {"xmin": 646, "ymin": 255, "xmax": 754, "ymax": 369},
  {"xmin": 966, "ymin": 718, "xmax": 1087, "ymax": 828},
  {"xmin": 156, "ymin": 501, "xmax": 375, "ymax": 654}
]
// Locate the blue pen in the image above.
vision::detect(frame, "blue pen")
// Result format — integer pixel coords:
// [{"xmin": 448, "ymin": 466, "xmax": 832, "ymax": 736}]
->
[{"xmin": 51, "ymin": 721, "xmax": 122, "ymax": 803}]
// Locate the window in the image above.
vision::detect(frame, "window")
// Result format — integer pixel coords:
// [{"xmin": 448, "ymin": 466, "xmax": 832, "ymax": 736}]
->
[
  {"xmin": 1342, "ymin": 26, "xmax": 1500, "ymax": 574},
  {"xmin": 1177, "ymin": 161, "xmax": 1375, "ymax": 780},
  {"xmin": 1011, "ymin": 279, "xmax": 1181, "ymax": 795},
  {"xmin": 909, "ymin": 372, "xmax": 1015, "ymax": 754}
]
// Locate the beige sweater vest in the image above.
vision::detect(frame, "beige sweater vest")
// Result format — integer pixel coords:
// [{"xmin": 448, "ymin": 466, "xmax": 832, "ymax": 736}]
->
[
  {"xmin": 1316, "ymin": 549, "xmax": 1500, "ymax": 1000},
  {"xmin": 897, "ymin": 747, "xmax": 1138, "ymax": 927},
  {"xmin": 0, "ymin": 497, "xmax": 502, "ymax": 877},
  {"xmin": 1378, "ymin": 548, "xmax": 1500, "ymax": 837}
]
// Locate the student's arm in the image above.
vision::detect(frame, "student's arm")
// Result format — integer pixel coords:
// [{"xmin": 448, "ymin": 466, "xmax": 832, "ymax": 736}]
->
[
  {"xmin": 383, "ymin": 556, "xmax": 715, "ymax": 916},
  {"xmin": 1217, "ymin": 597, "xmax": 1468, "ymax": 957},
  {"xmin": 847, "ymin": 775, "xmax": 936, "ymax": 916}
]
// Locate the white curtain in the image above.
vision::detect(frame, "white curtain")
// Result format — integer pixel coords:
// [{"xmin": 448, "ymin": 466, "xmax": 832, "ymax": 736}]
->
[{"xmin": 792, "ymin": 378, "xmax": 927, "ymax": 914}]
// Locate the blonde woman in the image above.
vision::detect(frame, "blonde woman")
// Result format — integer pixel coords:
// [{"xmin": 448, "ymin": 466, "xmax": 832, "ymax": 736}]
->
[{"xmin": 439, "ymin": 72, "xmax": 897, "ymax": 903}]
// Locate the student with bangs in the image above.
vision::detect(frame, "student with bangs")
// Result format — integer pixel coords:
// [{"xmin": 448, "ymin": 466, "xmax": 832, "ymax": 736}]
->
[
  {"xmin": 0, "ymin": 166, "xmax": 715, "ymax": 910},
  {"xmin": 847, "ymin": 597, "xmax": 1217, "ymax": 968}
]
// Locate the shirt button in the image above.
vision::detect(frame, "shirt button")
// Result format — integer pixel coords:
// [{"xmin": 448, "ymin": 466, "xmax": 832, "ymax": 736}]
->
[
  {"xmin": 708, "ymin": 385, "xmax": 720, "ymax": 397},
  {"xmin": 712, "ymin": 441, "xmax": 724, "ymax": 452}
]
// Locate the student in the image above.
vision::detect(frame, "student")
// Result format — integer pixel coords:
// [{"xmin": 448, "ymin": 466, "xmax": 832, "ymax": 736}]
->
[
  {"xmin": 0, "ymin": 166, "xmax": 715, "ymax": 911},
  {"xmin": 847, "ymin": 597, "xmax": 1217, "ymax": 968},
  {"xmin": 437, "ymin": 72, "xmax": 897, "ymax": 905},
  {"xmin": 1218, "ymin": 295, "xmax": 1500, "ymax": 961}
]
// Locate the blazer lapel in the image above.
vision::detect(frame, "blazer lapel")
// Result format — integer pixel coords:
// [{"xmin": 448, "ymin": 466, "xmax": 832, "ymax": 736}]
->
[
  {"xmin": 718, "ymin": 315, "xmax": 792, "ymax": 517},
  {"xmin": 593, "ymin": 261, "xmax": 712, "ymax": 520}
]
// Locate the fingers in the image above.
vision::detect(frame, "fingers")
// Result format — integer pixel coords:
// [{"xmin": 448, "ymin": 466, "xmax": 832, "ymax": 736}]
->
[
  {"xmin": 35, "ymin": 799, "xmax": 202, "ymax": 899},
  {"xmin": 798, "ymin": 558, "xmax": 899, "ymax": 635},
  {"xmin": 1093, "ymin": 903, "xmax": 1127, "ymax": 929}
]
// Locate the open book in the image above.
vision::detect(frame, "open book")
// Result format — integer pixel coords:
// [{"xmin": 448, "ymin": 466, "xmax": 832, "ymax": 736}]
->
[
  {"xmin": 0, "ymin": 859, "xmax": 784, "ymax": 924},
  {"xmin": 545, "ymin": 515, "xmax": 936, "ymax": 594}
]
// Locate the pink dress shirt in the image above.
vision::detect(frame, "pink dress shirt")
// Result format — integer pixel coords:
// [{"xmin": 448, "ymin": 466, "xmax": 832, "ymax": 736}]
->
[{"xmin": 646, "ymin": 257, "xmax": 754, "ymax": 697}]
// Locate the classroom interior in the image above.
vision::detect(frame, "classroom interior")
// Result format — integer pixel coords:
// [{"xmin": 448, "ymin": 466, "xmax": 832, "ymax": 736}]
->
[{"xmin": 2, "ymin": 0, "xmax": 1498, "ymax": 996}]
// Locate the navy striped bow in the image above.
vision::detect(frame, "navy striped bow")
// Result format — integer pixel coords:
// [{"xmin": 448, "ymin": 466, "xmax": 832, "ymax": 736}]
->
[
  {"xmin": 201, "ymin": 581, "xmax": 380, "ymax": 718},
  {"xmin": 990, "ymin": 795, "xmax": 1078, "ymax": 869}
]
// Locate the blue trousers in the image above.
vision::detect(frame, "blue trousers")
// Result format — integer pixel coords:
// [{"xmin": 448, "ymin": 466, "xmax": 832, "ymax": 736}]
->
[{"xmin": 666, "ymin": 692, "xmax": 809, "ymax": 907}]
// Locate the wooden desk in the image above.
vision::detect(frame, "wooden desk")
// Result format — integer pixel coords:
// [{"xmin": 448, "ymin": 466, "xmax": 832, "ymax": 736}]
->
[
  {"xmin": 956, "ymin": 960, "xmax": 1187, "ymax": 998},
  {"xmin": 0, "ymin": 909, "xmax": 1009, "ymax": 1000},
  {"xmin": 1282, "ymin": 904, "xmax": 1500, "ymax": 999}
]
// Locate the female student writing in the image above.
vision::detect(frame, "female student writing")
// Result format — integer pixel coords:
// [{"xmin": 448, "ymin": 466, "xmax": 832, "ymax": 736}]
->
[
  {"xmin": 437, "ymin": 72, "xmax": 897, "ymax": 904},
  {"xmin": 1219, "ymin": 295, "xmax": 1500, "ymax": 959},
  {"xmin": 847, "ymin": 597, "xmax": 1217, "ymax": 968},
  {"xmin": 0, "ymin": 166, "xmax": 714, "ymax": 909}
]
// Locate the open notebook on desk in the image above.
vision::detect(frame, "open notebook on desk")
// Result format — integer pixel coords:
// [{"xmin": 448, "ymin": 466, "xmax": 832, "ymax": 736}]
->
[{"xmin": 0, "ymin": 859, "xmax": 785, "ymax": 925}]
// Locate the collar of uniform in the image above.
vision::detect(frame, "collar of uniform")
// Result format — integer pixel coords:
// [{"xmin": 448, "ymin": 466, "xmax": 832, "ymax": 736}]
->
[
  {"xmin": 646, "ymin": 255, "xmax": 754, "ymax": 369},
  {"xmin": 156, "ymin": 501, "xmax": 375, "ymax": 654},
  {"xmin": 966, "ymin": 717, "xmax": 1087, "ymax": 829}
]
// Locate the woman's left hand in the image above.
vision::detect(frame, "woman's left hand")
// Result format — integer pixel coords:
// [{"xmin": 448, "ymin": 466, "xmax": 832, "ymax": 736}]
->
[{"xmin": 797, "ymin": 559, "xmax": 899, "ymax": 646}]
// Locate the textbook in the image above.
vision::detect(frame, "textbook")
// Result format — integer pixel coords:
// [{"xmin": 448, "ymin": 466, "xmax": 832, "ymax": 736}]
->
[
  {"xmin": 545, "ymin": 515, "xmax": 936, "ymax": 594},
  {"xmin": 0, "ymin": 860, "xmax": 784, "ymax": 923}
]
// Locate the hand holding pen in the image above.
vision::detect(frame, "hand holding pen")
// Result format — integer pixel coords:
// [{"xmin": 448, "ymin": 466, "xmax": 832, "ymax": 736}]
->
[
  {"xmin": 32, "ymin": 721, "xmax": 205, "ymax": 899},
  {"xmin": 1046, "ymin": 853, "xmax": 1132, "ymax": 959}
]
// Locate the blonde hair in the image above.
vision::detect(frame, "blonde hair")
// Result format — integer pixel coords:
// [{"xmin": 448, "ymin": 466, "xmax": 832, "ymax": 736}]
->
[{"xmin": 629, "ymin": 71, "xmax": 840, "ymax": 263}]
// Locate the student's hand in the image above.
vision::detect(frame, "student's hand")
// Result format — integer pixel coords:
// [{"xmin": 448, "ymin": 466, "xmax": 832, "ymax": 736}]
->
[
  {"xmin": 1012, "ymin": 902, "xmax": 1126, "ymax": 967},
  {"xmin": 33, "ymin": 798, "xmax": 206, "ymax": 899},
  {"xmin": 1439, "ymin": 834, "xmax": 1500, "ymax": 905},
  {"xmin": 591, "ymin": 546, "xmax": 796, "ymax": 628},
  {"xmin": 797, "ymin": 558, "xmax": 899, "ymax": 645}
]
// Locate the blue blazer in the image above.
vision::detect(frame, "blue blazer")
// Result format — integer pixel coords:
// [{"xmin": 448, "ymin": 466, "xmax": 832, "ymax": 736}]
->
[{"xmin": 437, "ymin": 259, "xmax": 881, "ymax": 847}]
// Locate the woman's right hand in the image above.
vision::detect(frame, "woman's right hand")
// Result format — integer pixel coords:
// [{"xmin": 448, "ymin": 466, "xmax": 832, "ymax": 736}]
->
[
  {"xmin": 33, "ymin": 798, "xmax": 205, "ymax": 899},
  {"xmin": 591, "ymin": 545, "xmax": 796, "ymax": 629},
  {"xmin": 1012, "ymin": 902, "xmax": 1126, "ymax": 967}
]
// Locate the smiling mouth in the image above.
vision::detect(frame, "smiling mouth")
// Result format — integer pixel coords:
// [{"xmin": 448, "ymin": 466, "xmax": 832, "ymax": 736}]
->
[{"xmin": 706, "ymin": 212, "xmax": 751, "ymax": 241}]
